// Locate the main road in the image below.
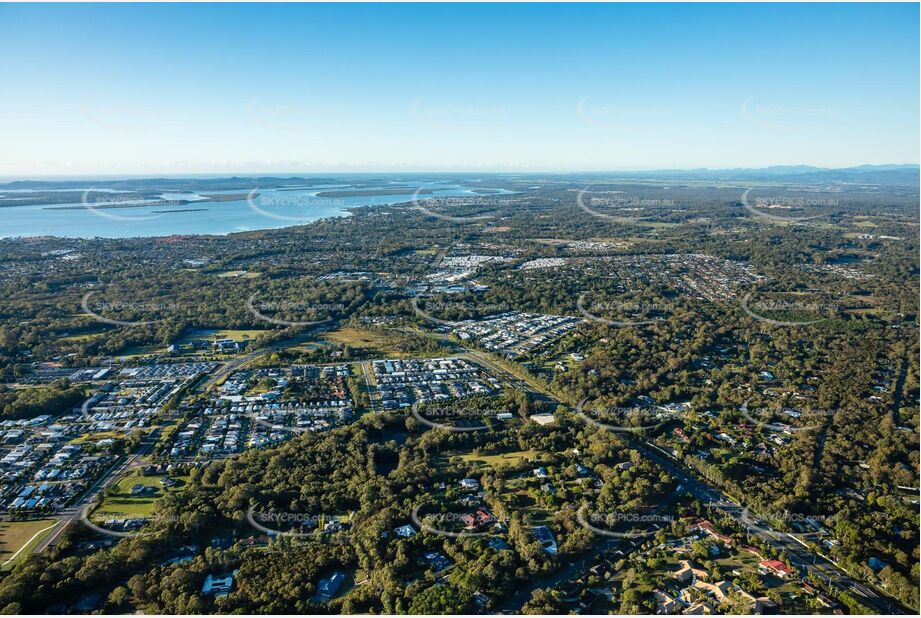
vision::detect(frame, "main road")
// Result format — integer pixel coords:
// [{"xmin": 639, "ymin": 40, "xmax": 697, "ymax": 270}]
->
[
  {"xmin": 629, "ymin": 438, "xmax": 910, "ymax": 614},
  {"xmin": 32, "ymin": 427, "xmax": 161, "ymax": 554},
  {"xmin": 455, "ymin": 341, "xmax": 910, "ymax": 614}
]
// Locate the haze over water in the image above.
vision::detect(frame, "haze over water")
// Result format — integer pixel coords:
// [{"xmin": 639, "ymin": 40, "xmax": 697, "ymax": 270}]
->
[{"xmin": 0, "ymin": 183, "xmax": 496, "ymax": 238}]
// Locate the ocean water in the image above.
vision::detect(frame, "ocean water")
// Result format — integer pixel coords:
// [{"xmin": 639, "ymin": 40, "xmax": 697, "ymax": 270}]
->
[{"xmin": 0, "ymin": 183, "xmax": 509, "ymax": 238}]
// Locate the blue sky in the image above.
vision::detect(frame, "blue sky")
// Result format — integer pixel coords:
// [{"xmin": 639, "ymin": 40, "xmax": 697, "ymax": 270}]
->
[{"xmin": 1, "ymin": 2, "xmax": 918, "ymax": 175}]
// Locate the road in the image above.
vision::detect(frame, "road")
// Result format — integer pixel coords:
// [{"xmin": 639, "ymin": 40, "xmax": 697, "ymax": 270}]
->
[
  {"xmin": 498, "ymin": 538, "xmax": 620, "ymax": 612},
  {"xmin": 455, "ymin": 340, "xmax": 911, "ymax": 614},
  {"xmin": 32, "ymin": 333, "xmax": 329, "ymax": 555},
  {"xmin": 458, "ymin": 349, "xmax": 547, "ymax": 401},
  {"xmin": 31, "ymin": 428, "xmax": 161, "ymax": 554},
  {"xmin": 358, "ymin": 360, "xmax": 380, "ymax": 413},
  {"xmin": 202, "ymin": 328, "xmax": 336, "ymax": 393},
  {"xmin": 627, "ymin": 438, "xmax": 910, "ymax": 614},
  {"xmin": 891, "ymin": 357, "xmax": 909, "ymax": 425},
  {"xmin": 201, "ymin": 348, "xmax": 266, "ymax": 392}
]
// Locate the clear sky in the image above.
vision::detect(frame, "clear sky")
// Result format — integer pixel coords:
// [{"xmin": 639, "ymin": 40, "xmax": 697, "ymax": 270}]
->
[{"xmin": 1, "ymin": 2, "xmax": 918, "ymax": 176}]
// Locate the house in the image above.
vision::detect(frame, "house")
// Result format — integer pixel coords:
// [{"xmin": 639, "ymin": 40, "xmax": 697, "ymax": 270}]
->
[
  {"xmin": 529, "ymin": 413, "xmax": 555, "ymax": 426},
  {"xmin": 394, "ymin": 524, "xmax": 417, "ymax": 538},
  {"xmin": 532, "ymin": 466, "xmax": 548, "ymax": 478},
  {"xmin": 487, "ymin": 536, "xmax": 509, "ymax": 550},
  {"xmin": 202, "ymin": 571, "xmax": 236, "ymax": 597},
  {"xmin": 423, "ymin": 551, "xmax": 453, "ymax": 572},
  {"xmin": 459, "ymin": 478, "xmax": 480, "ymax": 491},
  {"xmin": 758, "ymin": 559, "xmax": 794, "ymax": 579},
  {"xmin": 694, "ymin": 580, "xmax": 732, "ymax": 602},
  {"xmin": 462, "ymin": 507, "xmax": 495, "ymax": 529},
  {"xmin": 735, "ymin": 589, "xmax": 777, "ymax": 614},
  {"xmin": 752, "ymin": 597, "xmax": 778, "ymax": 614},
  {"xmin": 236, "ymin": 535, "xmax": 270, "ymax": 548},
  {"xmin": 532, "ymin": 525, "xmax": 557, "ymax": 555},
  {"xmin": 672, "ymin": 560, "xmax": 708, "ymax": 582},
  {"xmin": 316, "ymin": 571, "xmax": 345, "ymax": 600},
  {"xmin": 130, "ymin": 483, "xmax": 156, "ymax": 496},
  {"xmin": 682, "ymin": 601, "xmax": 713, "ymax": 614},
  {"xmin": 690, "ymin": 520, "xmax": 734, "ymax": 546},
  {"xmin": 471, "ymin": 591, "xmax": 491, "ymax": 612},
  {"xmin": 654, "ymin": 590, "xmax": 680, "ymax": 614}
]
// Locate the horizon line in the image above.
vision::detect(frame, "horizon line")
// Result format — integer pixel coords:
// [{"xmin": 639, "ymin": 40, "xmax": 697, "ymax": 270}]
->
[{"xmin": 1, "ymin": 162, "xmax": 918, "ymax": 181}]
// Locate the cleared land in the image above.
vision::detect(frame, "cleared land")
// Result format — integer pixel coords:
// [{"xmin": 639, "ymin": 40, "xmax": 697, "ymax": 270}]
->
[
  {"xmin": 89, "ymin": 473, "xmax": 190, "ymax": 521},
  {"xmin": 322, "ymin": 327, "xmax": 442, "ymax": 358},
  {"xmin": 0, "ymin": 519, "xmax": 58, "ymax": 569}
]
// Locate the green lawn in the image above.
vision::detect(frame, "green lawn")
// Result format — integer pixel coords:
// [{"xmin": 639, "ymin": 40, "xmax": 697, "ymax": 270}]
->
[
  {"xmin": 90, "ymin": 473, "xmax": 190, "ymax": 521},
  {"xmin": 178, "ymin": 328, "xmax": 268, "ymax": 343},
  {"xmin": 459, "ymin": 449, "xmax": 537, "ymax": 469},
  {"xmin": 323, "ymin": 327, "xmax": 442, "ymax": 358},
  {"xmin": 0, "ymin": 519, "xmax": 58, "ymax": 570},
  {"xmin": 216, "ymin": 270, "xmax": 261, "ymax": 278},
  {"xmin": 59, "ymin": 331, "xmax": 107, "ymax": 343}
]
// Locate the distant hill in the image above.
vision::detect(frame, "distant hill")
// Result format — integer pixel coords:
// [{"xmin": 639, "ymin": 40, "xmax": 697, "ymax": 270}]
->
[
  {"xmin": 1, "ymin": 165, "xmax": 917, "ymax": 190},
  {"xmin": 574, "ymin": 164, "xmax": 920, "ymax": 186}
]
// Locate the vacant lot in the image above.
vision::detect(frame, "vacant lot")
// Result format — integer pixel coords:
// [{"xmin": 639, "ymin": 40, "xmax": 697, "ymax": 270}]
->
[
  {"xmin": 89, "ymin": 473, "xmax": 189, "ymax": 521},
  {"xmin": 459, "ymin": 449, "xmax": 537, "ymax": 469},
  {"xmin": 323, "ymin": 327, "xmax": 440, "ymax": 358},
  {"xmin": 178, "ymin": 328, "xmax": 268, "ymax": 343},
  {"xmin": 0, "ymin": 519, "xmax": 58, "ymax": 570}
]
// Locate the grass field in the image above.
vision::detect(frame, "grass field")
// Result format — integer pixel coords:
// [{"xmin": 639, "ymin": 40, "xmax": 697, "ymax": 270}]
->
[
  {"xmin": 89, "ymin": 472, "xmax": 190, "ymax": 521},
  {"xmin": 115, "ymin": 343, "xmax": 162, "ymax": 358},
  {"xmin": 323, "ymin": 327, "xmax": 439, "ymax": 358},
  {"xmin": 0, "ymin": 519, "xmax": 58, "ymax": 570},
  {"xmin": 216, "ymin": 270, "xmax": 261, "ymax": 278},
  {"xmin": 177, "ymin": 328, "xmax": 268, "ymax": 343},
  {"xmin": 459, "ymin": 449, "xmax": 537, "ymax": 469},
  {"xmin": 72, "ymin": 430, "xmax": 123, "ymax": 444},
  {"xmin": 59, "ymin": 331, "xmax": 108, "ymax": 343}
]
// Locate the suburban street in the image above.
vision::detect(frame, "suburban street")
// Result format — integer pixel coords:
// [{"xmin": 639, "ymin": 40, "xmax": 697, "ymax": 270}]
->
[
  {"xmin": 455, "ymin": 340, "xmax": 912, "ymax": 614},
  {"xmin": 31, "ymin": 428, "xmax": 161, "ymax": 554},
  {"xmin": 629, "ymin": 438, "xmax": 911, "ymax": 614}
]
